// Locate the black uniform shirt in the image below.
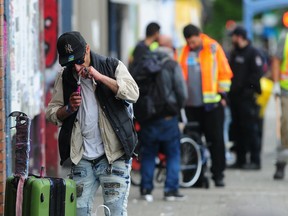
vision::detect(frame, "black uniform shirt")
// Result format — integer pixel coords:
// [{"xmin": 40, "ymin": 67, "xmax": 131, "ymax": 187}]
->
[{"xmin": 229, "ymin": 43, "xmax": 263, "ymax": 94}]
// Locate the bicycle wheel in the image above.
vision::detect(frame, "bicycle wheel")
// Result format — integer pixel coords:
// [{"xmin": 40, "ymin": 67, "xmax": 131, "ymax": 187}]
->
[
  {"xmin": 179, "ymin": 136, "xmax": 202, "ymax": 187},
  {"xmin": 131, "ymin": 157, "xmax": 141, "ymax": 186}
]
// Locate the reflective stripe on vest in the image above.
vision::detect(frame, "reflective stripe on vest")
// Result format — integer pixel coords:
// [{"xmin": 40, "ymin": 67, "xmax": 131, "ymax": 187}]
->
[
  {"xmin": 203, "ymin": 92, "xmax": 222, "ymax": 104},
  {"xmin": 218, "ymin": 80, "xmax": 231, "ymax": 92}
]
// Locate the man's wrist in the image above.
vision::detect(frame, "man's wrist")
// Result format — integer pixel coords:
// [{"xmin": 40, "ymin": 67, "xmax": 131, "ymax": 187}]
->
[
  {"xmin": 219, "ymin": 92, "xmax": 227, "ymax": 100},
  {"xmin": 65, "ymin": 103, "xmax": 74, "ymax": 114}
]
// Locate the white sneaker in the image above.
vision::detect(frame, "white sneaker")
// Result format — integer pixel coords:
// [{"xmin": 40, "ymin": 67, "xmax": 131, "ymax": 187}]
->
[{"xmin": 141, "ymin": 194, "xmax": 153, "ymax": 202}]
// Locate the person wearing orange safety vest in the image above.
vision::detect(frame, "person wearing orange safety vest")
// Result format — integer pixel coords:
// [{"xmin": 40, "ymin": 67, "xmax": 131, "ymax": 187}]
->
[
  {"xmin": 272, "ymin": 30, "xmax": 288, "ymax": 180},
  {"xmin": 178, "ymin": 24, "xmax": 233, "ymax": 187}
]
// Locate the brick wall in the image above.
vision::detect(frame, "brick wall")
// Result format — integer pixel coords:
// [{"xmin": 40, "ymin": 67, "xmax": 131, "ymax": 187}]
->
[{"xmin": 0, "ymin": 0, "xmax": 5, "ymax": 215}]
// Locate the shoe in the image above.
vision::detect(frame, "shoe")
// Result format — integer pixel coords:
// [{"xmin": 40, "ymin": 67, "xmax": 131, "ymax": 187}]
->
[
  {"xmin": 164, "ymin": 190, "xmax": 185, "ymax": 201},
  {"xmin": 273, "ymin": 162, "xmax": 286, "ymax": 180},
  {"xmin": 214, "ymin": 178, "xmax": 225, "ymax": 187},
  {"xmin": 242, "ymin": 163, "xmax": 261, "ymax": 170},
  {"xmin": 140, "ymin": 189, "xmax": 153, "ymax": 202},
  {"xmin": 227, "ymin": 163, "xmax": 243, "ymax": 169}
]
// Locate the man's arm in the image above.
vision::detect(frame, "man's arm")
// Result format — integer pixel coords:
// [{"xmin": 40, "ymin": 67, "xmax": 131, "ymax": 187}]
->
[
  {"xmin": 46, "ymin": 71, "xmax": 81, "ymax": 125},
  {"xmin": 46, "ymin": 72, "xmax": 67, "ymax": 125},
  {"xmin": 272, "ymin": 57, "xmax": 281, "ymax": 83},
  {"xmin": 216, "ymin": 44, "xmax": 233, "ymax": 93},
  {"xmin": 85, "ymin": 61, "xmax": 139, "ymax": 102},
  {"xmin": 113, "ymin": 61, "xmax": 140, "ymax": 102},
  {"xmin": 216, "ymin": 44, "xmax": 233, "ymax": 106},
  {"xmin": 89, "ymin": 67, "xmax": 119, "ymax": 94},
  {"xmin": 56, "ymin": 92, "xmax": 81, "ymax": 121},
  {"xmin": 272, "ymin": 57, "xmax": 282, "ymax": 97},
  {"xmin": 271, "ymin": 33, "xmax": 286, "ymax": 96},
  {"xmin": 249, "ymin": 49, "xmax": 264, "ymax": 94}
]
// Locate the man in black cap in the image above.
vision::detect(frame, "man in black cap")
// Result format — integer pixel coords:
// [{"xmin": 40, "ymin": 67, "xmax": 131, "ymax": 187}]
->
[
  {"xmin": 46, "ymin": 31, "xmax": 139, "ymax": 216},
  {"xmin": 228, "ymin": 26, "xmax": 263, "ymax": 170}
]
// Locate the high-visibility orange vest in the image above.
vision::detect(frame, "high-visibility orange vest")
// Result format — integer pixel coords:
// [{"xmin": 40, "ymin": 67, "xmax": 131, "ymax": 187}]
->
[{"xmin": 179, "ymin": 33, "xmax": 233, "ymax": 104}]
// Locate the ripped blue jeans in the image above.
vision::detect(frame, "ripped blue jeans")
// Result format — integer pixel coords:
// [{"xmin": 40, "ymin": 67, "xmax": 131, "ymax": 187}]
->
[{"xmin": 71, "ymin": 156, "xmax": 132, "ymax": 216}]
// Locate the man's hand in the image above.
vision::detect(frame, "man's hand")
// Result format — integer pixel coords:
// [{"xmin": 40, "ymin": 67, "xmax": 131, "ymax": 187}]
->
[
  {"xmin": 76, "ymin": 65, "xmax": 102, "ymax": 81},
  {"xmin": 56, "ymin": 91, "xmax": 81, "ymax": 121},
  {"xmin": 75, "ymin": 65, "xmax": 119, "ymax": 94},
  {"xmin": 69, "ymin": 92, "xmax": 82, "ymax": 112},
  {"xmin": 220, "ymin": 99, "xmax": 227, "ymax": 107},
  {"xmin": 87, "ymin": 66, "xmax": 103, "ymax": 81},
  {"xmin": 273, "ymin": 82, "xmax": 281, "ymax": 97}
]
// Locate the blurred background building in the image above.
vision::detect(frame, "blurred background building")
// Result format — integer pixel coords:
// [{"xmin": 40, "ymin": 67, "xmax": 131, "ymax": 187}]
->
[{"xmin": 0, "ymin": 0, "xmax": 287, "ymax": 214}]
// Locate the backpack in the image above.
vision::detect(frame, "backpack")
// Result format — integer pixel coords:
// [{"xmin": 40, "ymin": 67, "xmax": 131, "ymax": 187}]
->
[{"xmin": 130, "ymin": 51, "xmax": 177, "ymax": 123}]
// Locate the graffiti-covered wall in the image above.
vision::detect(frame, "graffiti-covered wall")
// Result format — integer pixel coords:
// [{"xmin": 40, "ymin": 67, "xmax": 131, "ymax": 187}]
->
[
  {"xmin": 44, "ymin": 0, "xmax": 60, "ymax": 87},
  {"xmin": 45, "ymin": 0, "xmax": 58, "ymax": 69},
  {"xmin": 44, "ymin": 0, "xmax": 60, "ymax": 176},
  {"xmin": 8, "ymin": 0, "xmax": 44, "ymax": 118},
  {"xmin": 4, "ymin": 0, "xmax": 45, "ymax": 176}
]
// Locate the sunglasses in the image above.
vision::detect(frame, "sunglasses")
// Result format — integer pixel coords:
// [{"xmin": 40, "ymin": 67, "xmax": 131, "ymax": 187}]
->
[
  {"xmin": 66, "ymin": 52, "xmax": 85, "ymax": 67},
  {"xmin": 75, "ymin": 56, "xmax": 85, "ymax": 65}
]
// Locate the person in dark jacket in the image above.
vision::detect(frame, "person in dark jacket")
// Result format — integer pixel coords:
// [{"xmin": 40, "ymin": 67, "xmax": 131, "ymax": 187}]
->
[
  {"xmin": 137, "ymin": 35, "xmax": 188, "ymax": 202},
  {"xmin": 129, "ymin": 22, "xmax": 160, "ymax": 66},
  {"xmin": 46, "ymin": 31, "xmax": 139, "ymax": 216},
  {"xmin": 228, "ymin": 26, "xmax": 263, "ymax": 170}
]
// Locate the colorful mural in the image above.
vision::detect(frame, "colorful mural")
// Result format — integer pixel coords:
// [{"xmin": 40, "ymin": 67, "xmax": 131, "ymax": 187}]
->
[
  {"xmin": 44, "ymin": 0, "xmax": 60, "ymax": 176},
  {"xmin": 44, "ymin": 0, "xmax": 58, "ymax": 68}
]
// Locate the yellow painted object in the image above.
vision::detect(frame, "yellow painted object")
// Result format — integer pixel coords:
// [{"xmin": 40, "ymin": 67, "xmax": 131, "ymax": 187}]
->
[{"xmin": 256, "ymin": 77, "xmax": 273, "ymax": 118}]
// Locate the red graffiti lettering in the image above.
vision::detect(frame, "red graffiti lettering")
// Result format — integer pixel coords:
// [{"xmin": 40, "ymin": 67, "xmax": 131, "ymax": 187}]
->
[{"xmin": 44, "ymin": 0, "xmax": 58, "ymax": 68}]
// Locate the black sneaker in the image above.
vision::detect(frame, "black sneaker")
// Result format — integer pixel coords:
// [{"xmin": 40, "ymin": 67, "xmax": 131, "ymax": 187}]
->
[
  {"xmin": 242, "ymin": 163, "xmax": 261, "ymax": 170},
  {"xmin": 227, "ymin": 163, "xmax": 243, "ymax": 169},
  {"xmin": 140, "ymin": 189, "xmax": 153, "ymax": 202},
  {"xmin": 164, "ymin": 190, "xmax": 185, "ymax": 201},
  {"xmin": 214, "ymin": 178, "xmax": 225, "ymax": 187}
]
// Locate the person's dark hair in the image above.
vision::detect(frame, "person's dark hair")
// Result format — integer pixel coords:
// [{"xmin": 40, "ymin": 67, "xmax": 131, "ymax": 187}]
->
[
  {"xmin": 183, "ymin": 24, "xmax": 201, "ymax": 39},
  {"xmin": 229, "ymin": 26, "xmax": 247, "ymax": 40},
  {"xmin": 146, "ymin": 22, "xmax": 160, "ymax": 37}
]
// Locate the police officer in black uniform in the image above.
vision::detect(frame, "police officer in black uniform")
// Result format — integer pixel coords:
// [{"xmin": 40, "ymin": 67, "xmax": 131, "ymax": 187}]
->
[{"xmin": 228, "ymin": 26, "xmax": 263, "ymax": 170}]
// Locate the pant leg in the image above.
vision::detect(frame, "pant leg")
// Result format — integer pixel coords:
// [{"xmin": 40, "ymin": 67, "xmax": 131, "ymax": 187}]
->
[
  {"xmin": 157, "ymin": 117, "xmax": 181, "ymax": 192},
  {"xmin": 184, "ymin": 106, "xmax": 204, "ymax": 137},
  {"xmin": 280, "ymin": 95, "xmax": 288, "ymax": 149},
  {"xmin": 139, "ymin": 124, "xmax": 159, "ymax": 191},
  {"xmin": 277, "ymin": 95, "xmax": 288, "ymax": 162},
  {"xmin": 229, "ymin": 95, "xmax": 247, "ymax": 165},
  {"xmin": 97, "ymin": 157, "xmax": 132, "ymax": 216},
  {"xmin": 203, "ymin": 104, "xmax": 226, "ymax": 180},
  {"xmin": 240, "ymin": 96, "xmax": 261, "ymax": 165},
  {"xmin": 258, "ymin": 117, "xmax": 264, "ymax": 152},
  {"xmin": 71, "ymin": 159, "xmax": 98, "ymax": 216}
]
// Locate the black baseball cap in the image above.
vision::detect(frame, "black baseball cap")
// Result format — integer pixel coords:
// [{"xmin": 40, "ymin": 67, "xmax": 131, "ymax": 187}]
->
[
  {"xmin": 229, "ymin": 26, "xmax": 247, "ymax": 39},
  {"xmin": 57, "ymin": 31, "xmax": 87, "ymax": 66}
]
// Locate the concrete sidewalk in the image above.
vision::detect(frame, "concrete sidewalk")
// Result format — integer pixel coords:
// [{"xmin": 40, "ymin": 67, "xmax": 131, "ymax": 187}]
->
[
  {"xmin": 90, "ymin": 96, "xmax": 283, "ymax": 216},
  {"xmin": 82, "ymin": 97, "xmax": 287, "ymax": 216},
  {"xmin": 121, "ymin": 98, "xmax": 288, "ymax": 216}
]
